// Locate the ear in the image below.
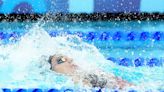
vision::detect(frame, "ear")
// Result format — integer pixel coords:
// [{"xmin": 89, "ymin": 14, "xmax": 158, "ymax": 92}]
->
[{"xmin": 48, "ymin": 56, "xmax": 53, "ymax": 64}]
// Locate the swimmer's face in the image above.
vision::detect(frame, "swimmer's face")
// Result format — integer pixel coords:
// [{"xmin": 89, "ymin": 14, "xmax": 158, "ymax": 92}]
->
[{"xmin": 49, "ymin": 55, "xmax": 78, "ymax": 75}]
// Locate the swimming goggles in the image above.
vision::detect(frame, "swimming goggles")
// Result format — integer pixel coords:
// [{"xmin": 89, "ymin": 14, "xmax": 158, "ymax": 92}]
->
[{"xmin": 56, "ymin": 56, "xmax": 66, "ymax": 64}]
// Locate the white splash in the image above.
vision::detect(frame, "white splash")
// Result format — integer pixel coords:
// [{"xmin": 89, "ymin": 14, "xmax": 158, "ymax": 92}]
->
[{"xmin": 0, "ymin": 23, "xmax": 164, "ymax": 91}]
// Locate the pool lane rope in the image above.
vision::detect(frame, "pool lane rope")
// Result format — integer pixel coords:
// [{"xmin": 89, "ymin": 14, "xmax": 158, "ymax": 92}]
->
[{"xmin": 0, "ymin": 31, "xmax": 164, "ymax": 41}]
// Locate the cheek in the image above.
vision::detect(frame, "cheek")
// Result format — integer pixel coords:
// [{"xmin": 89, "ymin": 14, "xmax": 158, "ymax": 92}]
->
[
  {"xmin": 53, "ymin": 63, "xmax": 73, "ymax": 71},
  {"xmin": 54, "ymin": 65, "xmax": 64, "ymax": 72},
  {"xmin": 54, "ymin": 64, "xmax": 68, "ymax": 70},
  {"xmin": 65, "ymin": 63, "xmax": 73, "ymax": 67},
  {"xmin": 61, "ymin": 63, "xmax": 73, "ymax": 70}
]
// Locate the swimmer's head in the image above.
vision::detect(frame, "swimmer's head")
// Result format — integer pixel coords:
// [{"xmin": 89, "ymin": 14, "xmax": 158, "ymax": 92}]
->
[{"xmin": 48, "ymin": 54, "xmax": 78, "ymax": 75}]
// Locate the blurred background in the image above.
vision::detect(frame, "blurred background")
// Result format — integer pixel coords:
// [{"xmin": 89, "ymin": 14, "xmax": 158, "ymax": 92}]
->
[{"xmin": 0, "ymin": 0, "xmax": 164, "ymax": 14}]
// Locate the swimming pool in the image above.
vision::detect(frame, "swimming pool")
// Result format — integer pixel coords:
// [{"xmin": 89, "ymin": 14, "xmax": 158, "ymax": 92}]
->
[{"xmin": 0, "ymin": 21, "xmax": 164, "ymax": 91}]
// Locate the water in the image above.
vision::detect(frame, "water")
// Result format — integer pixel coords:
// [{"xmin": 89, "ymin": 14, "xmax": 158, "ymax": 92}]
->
[{"xmin": 0, "ymin": 21, "xmax": 164, "ymax": 91}]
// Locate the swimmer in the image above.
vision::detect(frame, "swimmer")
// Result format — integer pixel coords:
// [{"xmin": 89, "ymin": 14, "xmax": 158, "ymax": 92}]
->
[{"xmin": 48, "ymin": 54, "xmax": 133, "ymax": 89}]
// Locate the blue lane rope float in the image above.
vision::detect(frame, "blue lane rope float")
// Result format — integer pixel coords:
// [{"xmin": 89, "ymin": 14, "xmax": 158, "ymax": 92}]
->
[
  {"xmin": 47, "ymin": 89, "xmax": 60, "ymax": 92},
  {"xmin": 99, "ymin": 32, "xmax": 109, "ymax": 40},
  {"xmin": 140, "ymin": 32, "xmax": 149, "ymax": 41},
  {"xmin": 119, "ymin": 58, "xmax": 133, "ymax": 66},
  {"xmin": 0, "ymin": 32, "xmax": 6, "ymax": 40},
  {"xmin": 127, "ymin": 32, "xmax": 136, "ymax": 41},
  {"xmin": 153, "ymin": 32, "xmax": 162, "ymax": 41},
  {"xmin": 31, "ymin": 89, "xmax": 43, "ymax": 92},
  {"xmin": 107, "ymin": 57, "xmax": 118, "ymax": 63},
  {"xmin": 107, "ymin": 57, "xmax": 163, "ymax": 67},
  {"xmin": 15, "ymin": 89, "xmax": 27, "ymax": 92},
  {"xmin": 112, "ymin": 31, "xmax": 122, "ymax": 41},
  {"xmin": 63, "ymin": 89, "xmax": 74, "ymax": 92},
  {"xmin": 2, "ymin": 88, "xmax": 11, "ymax": 92},
  {"xmin": 86, "ymin": 32, "xmax": 96, "ymax": 40},
  {"xmin": 146, "ymin": 58, "xmax": 163, "ymax": 67},
  {"xmin": 9, "ymin": 32, "xmax": 19, "ymax": 39},
  {"xmin": 49, "ymin": 31, "xmax": 58, "ymax": 37},
  {"xmin": 74, "ymin": 31, "xmax": 85, "ymax": 38},
  {"xmin": 134, "ymin": 58, "xmax": 145, "ymax": 67}
]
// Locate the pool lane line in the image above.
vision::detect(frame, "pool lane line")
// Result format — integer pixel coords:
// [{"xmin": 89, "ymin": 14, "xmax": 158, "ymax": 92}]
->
[{"xmin": 107, "ymin": 57, "xmax": 164, "ymax": 67}]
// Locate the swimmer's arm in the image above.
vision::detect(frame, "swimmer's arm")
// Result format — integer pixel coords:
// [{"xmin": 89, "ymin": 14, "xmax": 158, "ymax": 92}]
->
[
  {"xmin": 71, "ymin": 75, "xmax": 92, "ymax": 87},
  {"xmin": 106, "ymin": 73, "xmax": 134, "ymax": 89},
  {"xmin": 115, "ymin": 77, "xmax": 133, "ymax": 89}
]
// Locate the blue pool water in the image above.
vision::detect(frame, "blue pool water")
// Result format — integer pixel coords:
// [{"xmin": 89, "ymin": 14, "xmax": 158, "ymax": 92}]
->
[{"xmin": 0, "ymin": 21, "xmax": 164, "ymax": 91}]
